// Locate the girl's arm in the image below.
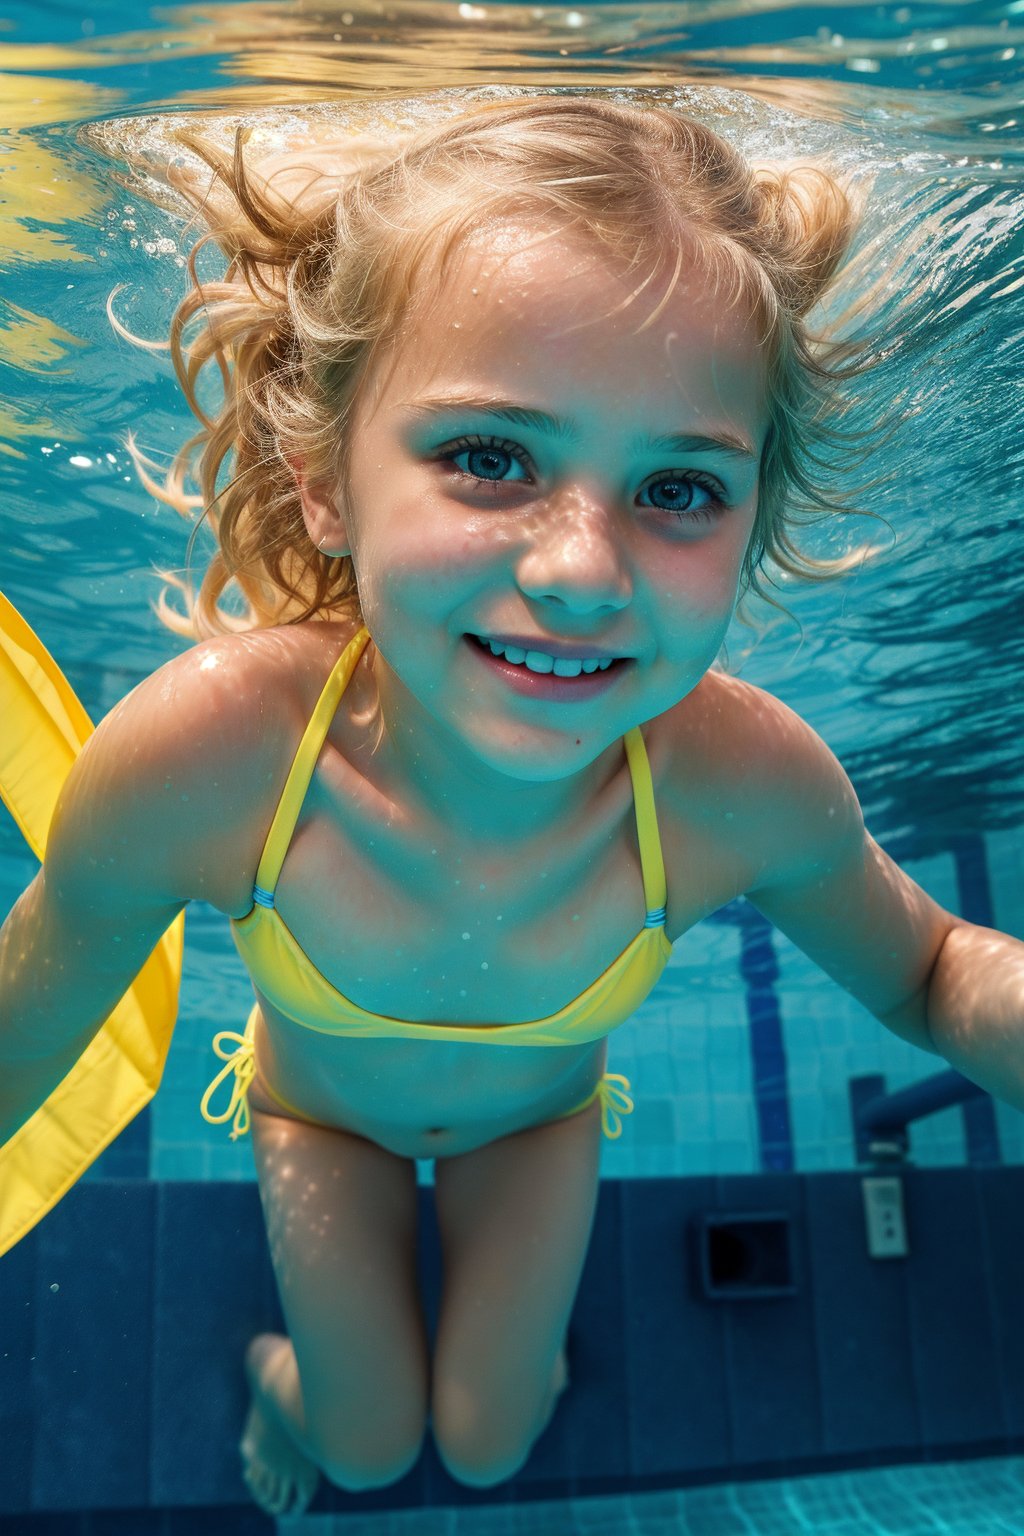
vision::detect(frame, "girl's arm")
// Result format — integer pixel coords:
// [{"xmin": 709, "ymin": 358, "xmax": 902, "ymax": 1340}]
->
[
  {"xmin": 0, "ymin": 724, "xmax": 188, "ymax": 1142},
  {"xmin": 0, "ymin": 858, "xmax": 186, "ymax": 1146},
  {"xmin": 742, "ymin": 710, "xmax": 1024, "ymax": 1109},
  {"xmin": 0, "ymin": 635, "xmax": 271, "ymax": 1142},
  {"xmin": 923, "ymin": 922, "xmax": 1024, "ymax": 1106}
]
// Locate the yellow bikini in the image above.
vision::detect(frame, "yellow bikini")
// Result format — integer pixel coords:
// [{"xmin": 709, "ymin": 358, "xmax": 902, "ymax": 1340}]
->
[
  {"xmin": 200, "ymin": 625, "xmax": 673, "ymax": 1142},
  {"xmin": 0, "ymin": 603, "xmax": 668, "ymax": 1256},
  {"xmin": 200, "ymin": 1006, "xmax": 637, "ymax": 1143}
]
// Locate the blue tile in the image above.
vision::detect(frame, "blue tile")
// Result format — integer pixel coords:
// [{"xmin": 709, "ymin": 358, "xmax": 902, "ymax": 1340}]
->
[
  {"xmin": 737, "ymin": 916, "xmax": 780, "ymax": 988},
  {"xmin": 33, "ymin": 1183, "xmax": 155, "ymax": 1510},
  {"xmin": 738, "ymin": 918, "xmax": 794, "ymax": 1174},
  {"xmin": 714, "ymin": 1174, "xmax": 822, "ymax": 1468},
  {"xmin": 416, "ymin": 1185, "xmax": 442, "ymax": 1345},
  {"xmin": 160, "ymin": 1508, "xmax": 270, "ymax": 1536},
  {"xmin": 87, "ymin": 1511, "xmax": 166, "ymax": 1535},
  {"xmin": 0, "ymin": 1224, "xmax": 37, "ymax": 1512},
  {"xmin": 976, "ymin": 1166, "xmax": 1024, "ymax": 1439},
  {"xmin": 902, "ymin": 1168, "xmax": 1006, "ymax": 1449},
  {"xmin": 0, "ymin": 1517, "xmax": 87, "ymax": 1535},
  {"xmin": 86, "ymin": 1108, "xmax": 151, "ymax": 1182},
  {"xmin": 952, "ymin": 833, "xmax": 996, "ymax": 927},
  {"xmin": 621, "ymin": 1177, "xmax": 731, "ymax": 1479},
  {"xmin": 805, "ymin": 1173, "xmax": 919, "ymax": 1456},
  {"xmin": 962, "ymin": 1093, "xmax": 1002, "ymax": 1166},
  {"xmin": 151, "ymin": 1182, "xmax": 278, "ymax": 1507}
]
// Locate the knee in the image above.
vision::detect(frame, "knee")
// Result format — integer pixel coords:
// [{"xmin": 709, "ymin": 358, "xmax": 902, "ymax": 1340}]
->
[
  {"xmin": 431, "ymin": 1394, "xmax": 533, "ymax": 1489},
  {"xmin": 314, "ymin": 1428, "xmax": 425, "ymax": 1493},
  {"xmin": 436, "ymin": 1444, "xmax": 528, "ymax": 1490}
]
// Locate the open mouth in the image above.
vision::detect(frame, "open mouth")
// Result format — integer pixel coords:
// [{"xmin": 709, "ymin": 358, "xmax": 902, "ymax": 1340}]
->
[{"xmin": 464, "ymin": 633, "xmax": 630, "ymax": 697}]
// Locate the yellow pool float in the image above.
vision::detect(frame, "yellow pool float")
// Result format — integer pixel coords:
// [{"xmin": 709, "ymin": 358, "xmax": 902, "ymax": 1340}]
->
[{"xmin": 0, "ymin": 590, "xmax": 184, "ymax": 1257}]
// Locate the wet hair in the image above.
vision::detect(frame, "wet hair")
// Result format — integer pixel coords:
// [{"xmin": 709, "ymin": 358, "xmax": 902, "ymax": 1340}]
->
[{"xmin": 129, "ymin": 94, "xmax": 871, "ymax": 639}]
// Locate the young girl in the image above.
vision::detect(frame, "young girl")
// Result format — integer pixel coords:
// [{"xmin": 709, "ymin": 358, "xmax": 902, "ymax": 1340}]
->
[{"xmin": 2, "ymin": 94, "xmax": 1022, "ymax": 1518}]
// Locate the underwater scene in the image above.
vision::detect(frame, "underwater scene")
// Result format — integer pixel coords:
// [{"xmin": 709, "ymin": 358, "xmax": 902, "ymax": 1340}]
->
[{"xmin": 1, "ymin": 1, "xmax": 1023, "ymax": 1532}]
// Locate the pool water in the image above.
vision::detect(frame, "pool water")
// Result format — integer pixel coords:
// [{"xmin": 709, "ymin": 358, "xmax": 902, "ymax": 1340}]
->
[{"xmin": 1, "ymin": 2, "xmax": 1023, "ymax": 1533}]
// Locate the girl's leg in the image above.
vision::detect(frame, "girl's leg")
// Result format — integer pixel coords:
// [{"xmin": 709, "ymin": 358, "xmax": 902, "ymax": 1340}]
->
[
  {"xmin": 245, "ymin": 1107, "xmax": 429, "ymax": 1510},
  {"xmin": 431, "ymin": 1097, "xmax": 604, "ymax": 1487}
]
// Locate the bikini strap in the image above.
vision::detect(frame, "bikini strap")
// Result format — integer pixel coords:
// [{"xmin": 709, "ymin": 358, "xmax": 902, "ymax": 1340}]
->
[
  {"xmin": 252, "ymin": 626, "xmax": 372, "ymax": 904},
  {"xmin": 623, "ymin": 726, "xmax": 668, "ymax": 927}
]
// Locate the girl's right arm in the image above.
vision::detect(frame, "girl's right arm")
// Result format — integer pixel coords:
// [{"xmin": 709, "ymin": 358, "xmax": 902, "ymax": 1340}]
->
[{"xmin": 0, "ymin": 635, "xmax": 276, "ymax": 1142}]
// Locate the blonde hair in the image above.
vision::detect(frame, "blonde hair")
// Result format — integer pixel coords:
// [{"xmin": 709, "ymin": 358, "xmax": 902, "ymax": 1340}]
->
[{"xmin": 131, "ymin": 94, "xmax": 873, "ymax": 640}]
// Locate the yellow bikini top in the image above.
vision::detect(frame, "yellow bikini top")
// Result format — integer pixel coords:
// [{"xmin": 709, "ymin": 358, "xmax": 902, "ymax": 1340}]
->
[
  {"xmin": 0, "ymin": 594, "xmax": 671, "ymax": 1253},
  {"xmin": 230, "ymin": 625, "xmax": 674, "ymax": 1047}
]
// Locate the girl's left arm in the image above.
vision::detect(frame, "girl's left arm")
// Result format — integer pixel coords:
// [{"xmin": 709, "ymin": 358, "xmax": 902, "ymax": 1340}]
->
[{"xmin": 743, "ymin": 725, "xmax": 1024, "ymax": 1111}]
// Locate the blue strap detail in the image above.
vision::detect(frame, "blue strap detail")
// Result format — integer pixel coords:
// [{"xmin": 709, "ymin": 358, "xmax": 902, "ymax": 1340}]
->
[
  {"xmin": 252, "ymin": 884, "xmax": 276, "ymax": 909},
  {"xmin": 643, "ymin": 905, "xmax": 667, "ymax": 928}
]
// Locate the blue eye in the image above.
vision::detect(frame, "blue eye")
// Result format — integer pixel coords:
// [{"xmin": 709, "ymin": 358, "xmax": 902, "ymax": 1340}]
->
[
  {"xmin": 434, "ymin": 433, "xmax": 729, "ymax": 524},
  {"xmin": 440, "ymin": 435, "xmax": 530, "ymax": 487},
  {"xmin": 638, "ymin": 477, "xmax": 722, "ymax": 519}
]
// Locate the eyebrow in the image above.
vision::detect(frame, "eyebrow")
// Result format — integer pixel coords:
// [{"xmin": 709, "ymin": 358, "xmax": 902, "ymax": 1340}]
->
[{"xmin": 399, "ymin": 394, "xmax": 759, "ymax": 462}]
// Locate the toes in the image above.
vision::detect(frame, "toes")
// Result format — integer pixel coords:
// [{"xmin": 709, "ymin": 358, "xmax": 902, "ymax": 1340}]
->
[
  {"xmin": 271, "ymin": 1474, "xmax": 296, "ymax": 1511},
  {"xmin": 242, "ymin": 1465, "xmax": 274, "ymax": 1516},
  {"xmin": 244, "ymin": 1456, "xmax": 280, "ymax": 1513},
  {"xmin": 264, "ymin": 1476, "xmax": 291, "ymax": 1517}
]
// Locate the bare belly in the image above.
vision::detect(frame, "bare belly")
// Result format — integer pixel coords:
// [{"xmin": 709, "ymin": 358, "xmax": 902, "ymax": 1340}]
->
[{"xmin": 245, "ymin": 998, "xmax": 611, "ymax": 1158}]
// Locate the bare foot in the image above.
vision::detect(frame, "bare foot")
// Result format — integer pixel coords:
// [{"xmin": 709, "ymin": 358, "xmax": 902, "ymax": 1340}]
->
[{"xmin": 240, "ymin": 1333, "xmax": 321, "ymax": 1517}]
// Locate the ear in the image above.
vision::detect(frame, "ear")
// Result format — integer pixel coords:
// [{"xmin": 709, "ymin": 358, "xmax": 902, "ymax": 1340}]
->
[{"xmin": 289, "ymin": 456, "xmax": 351, "ymax": 558}]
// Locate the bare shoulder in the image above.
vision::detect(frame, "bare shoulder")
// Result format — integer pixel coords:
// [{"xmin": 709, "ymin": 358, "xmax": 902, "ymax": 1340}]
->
[
  {"xmin": 659, "ymin": 667, "xmax": 864, "ymax": 893},
  {"xmin": 64, "ymin": 619, "xmax": 358, "ymax": 916}
]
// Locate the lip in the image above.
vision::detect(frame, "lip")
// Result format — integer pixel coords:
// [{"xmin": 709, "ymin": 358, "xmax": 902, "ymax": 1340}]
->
[
  {"xmin": 469, "ymin": 630, "xmax": 629, "ymax": 662},
  {"xmin": 464, "ymin": 634, "xmax": 631, "ymax": 701}
]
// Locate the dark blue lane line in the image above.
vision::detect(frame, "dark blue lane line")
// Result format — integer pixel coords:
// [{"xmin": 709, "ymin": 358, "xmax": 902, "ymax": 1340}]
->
[
  {"xmin": 714, "ymin": 826, "xmax": 1004, "ymax": 1173},
  {"xmin": 736, "ymin": 906, "xmax": 794, "ymax": 1173},
  {"xmin": 952, "ymin": 832, "xmax": 996, "ymax": 928},
  {"xmin": 951, "ymin": 834, "xmax": 1002, "ymax": 1166}
]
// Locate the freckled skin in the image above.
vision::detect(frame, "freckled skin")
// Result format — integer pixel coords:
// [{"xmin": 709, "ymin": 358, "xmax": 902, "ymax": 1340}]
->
[
  {"xmin": 296, "ymin": 221, "xmax": 766, "ymax": 839},
  {"xmin": 8, "ymin": 143, "xmax": 1012, "ymax": 1519}
]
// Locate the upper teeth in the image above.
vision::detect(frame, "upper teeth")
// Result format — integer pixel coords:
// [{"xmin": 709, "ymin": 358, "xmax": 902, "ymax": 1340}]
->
[{"xmin": 477, "ymin": 635, "xmax": 615, "ymax": 676}]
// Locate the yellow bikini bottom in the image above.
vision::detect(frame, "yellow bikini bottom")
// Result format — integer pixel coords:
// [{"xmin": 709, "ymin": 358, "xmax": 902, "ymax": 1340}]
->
[{"xmin": 201, "ymin": 1004, "xmax": 635, "ymax": 1145}]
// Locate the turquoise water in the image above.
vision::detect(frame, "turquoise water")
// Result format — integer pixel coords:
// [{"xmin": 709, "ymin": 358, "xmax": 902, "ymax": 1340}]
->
[{"xmin": 2, "ymin": 2, "xmax": 1023, "ymax": 1531}]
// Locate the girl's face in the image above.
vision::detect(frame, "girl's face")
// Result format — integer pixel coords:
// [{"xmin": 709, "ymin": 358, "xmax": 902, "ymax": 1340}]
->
[{"xmin": 305, "ymin": 223, "xmax": 767, "ymax": 783}]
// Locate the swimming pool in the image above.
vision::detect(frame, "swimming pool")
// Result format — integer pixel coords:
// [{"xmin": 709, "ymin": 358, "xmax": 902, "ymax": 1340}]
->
[{"xmin": 1, "ymin": 1, "xmax": 1022, "ymax": 1531}]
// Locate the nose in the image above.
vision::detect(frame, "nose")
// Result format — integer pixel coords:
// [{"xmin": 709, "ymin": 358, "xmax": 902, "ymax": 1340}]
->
[{"xmin": 514, "ymin": 491, "xmax": 632, "ymax": 615}]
